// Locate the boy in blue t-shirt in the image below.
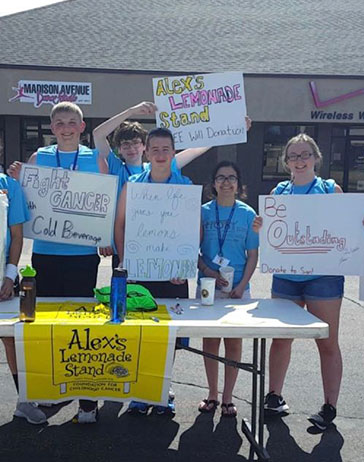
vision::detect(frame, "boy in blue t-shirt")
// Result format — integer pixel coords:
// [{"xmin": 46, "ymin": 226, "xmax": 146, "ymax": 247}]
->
[
  {"xmin": 8, "ymin": 102, "xmax": 108, "ymax": 424},
  {"xmin": 114, "ymin": 127, "xmax": 192, "ymax": 416}
]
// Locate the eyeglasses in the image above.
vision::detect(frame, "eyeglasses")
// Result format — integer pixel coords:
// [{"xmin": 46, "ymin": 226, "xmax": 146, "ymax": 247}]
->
[
  {"xmin": 286, "ymin": 152, "xmax": 313, "ymax": 162},
  {"xmin": 215, "ymin": 175, "xmax": 238, "ymax": 184},
  {"xmin": 120, "ymin": 140, "xmax": 143, "ymax": 149}
]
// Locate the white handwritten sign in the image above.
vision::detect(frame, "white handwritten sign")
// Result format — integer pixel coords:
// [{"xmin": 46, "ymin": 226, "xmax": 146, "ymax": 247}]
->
[
  {"xmin": 259, "ymin": 194, "xmax": 364, "ymax": 276},
  {"xmin": 19, "ymin": 166, "xmax": 117, "ymax": 247},
  {"xmin": 124, "ymin": 183, "xmax": 202, "ymax": 280},
  {"xmin": 0, "ymin": 194, "xmax": 7, "ymax": 284},
  {"xmin": 153, "ymin": 72, "xmax": 247, "ymax": 149}
]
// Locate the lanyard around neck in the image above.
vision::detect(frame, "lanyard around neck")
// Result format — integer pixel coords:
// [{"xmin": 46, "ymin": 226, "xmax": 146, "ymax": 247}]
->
[
  {"xmin": 215, "ymin": 200, "xmax": 236, "ymax": 256},
  {"xmin": 290, "ymin": 177, "xmax": 317, "ymax": 195},
  {"xmin": 124, "ymin": 162, "xmax": 145, "ymax": 177},
  {"xmin": 55, "ymin": 146, "xmax": 79, "ymax": 170}
]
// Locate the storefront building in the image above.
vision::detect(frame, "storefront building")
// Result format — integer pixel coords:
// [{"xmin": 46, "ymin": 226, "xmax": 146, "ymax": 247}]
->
[{"xmin": 1, "ymin": 66, "xmax": 363, "ymax": 208}]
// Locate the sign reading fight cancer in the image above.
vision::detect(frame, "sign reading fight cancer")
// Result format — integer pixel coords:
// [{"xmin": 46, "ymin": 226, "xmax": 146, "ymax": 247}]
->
[
  {"xmin": 124, "ymin": 183, "xmax": 202, "ymax": 280},
  {"xmin": 19, "ymin": 165, "xmax": 117, "ymax": 247},
  {"xmin": 259, "ymin": 194, "xmax": 364, "ymax": 276},
  {"xmin": 153, "ymin": 72, "xmax": 247, "ymax": 149}
]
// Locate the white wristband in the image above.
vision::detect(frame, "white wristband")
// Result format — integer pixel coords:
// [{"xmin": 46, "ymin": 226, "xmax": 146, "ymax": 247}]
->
[{"xmin": 5, "ymin": 264, "xmax": 18, "ymax": 282}]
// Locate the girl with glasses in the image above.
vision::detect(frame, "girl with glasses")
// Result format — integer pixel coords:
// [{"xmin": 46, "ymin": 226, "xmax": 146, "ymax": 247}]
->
[
  {"xmin": 197, "ymin": 160, "xmax": 259, "ymax": 417},
  {"xmin": 253, "ymin": 133, "xmax": 344, "ymax": 431}
]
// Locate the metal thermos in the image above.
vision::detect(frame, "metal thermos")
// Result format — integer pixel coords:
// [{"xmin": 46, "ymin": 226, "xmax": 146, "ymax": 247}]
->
[{"xmin": 110, "ymin": 268, "xmax": 128, "ymax": 323}]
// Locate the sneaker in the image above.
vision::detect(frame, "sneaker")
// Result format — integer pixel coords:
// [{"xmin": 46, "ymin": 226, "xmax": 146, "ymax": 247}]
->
[
  {"xmin": 308, "ymin": 404, "xmax": 336, "ymax": 430},
  {"xmin": 77, "ymin": 407, "xmax": 99, "ymax": 424},
  {"xmin": 14, "ymin": 402, "xmax": 47, "ymax": 425},
  {"xmin": 127, "ymin": 401, "xmax": 150, "ymax": 415},
  {"xmin": 264, "ymin": 392, "xmax": 289, "ymax": 413},
  {"xmin": 154, "ymin": 396, "xmax": 176, "ymax": 416},
  {"xmin": 36, "ymin": 402, "xmax": 54, "ymax": 408}
]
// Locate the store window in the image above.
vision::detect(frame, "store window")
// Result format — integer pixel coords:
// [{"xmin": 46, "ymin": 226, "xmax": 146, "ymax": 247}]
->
[
  {"xmin": 330, "ymin": 126, "xmax": 364, "ymax": 192},
  {"xmin": 21, "ymin": 117, "xmax": 92, "ymax": 162},
  {"xmin": 262, "ymin": 124, "xmax": 317, "ymax": 180}
]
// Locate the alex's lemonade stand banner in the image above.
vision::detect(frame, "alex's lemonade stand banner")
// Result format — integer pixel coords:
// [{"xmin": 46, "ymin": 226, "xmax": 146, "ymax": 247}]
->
[{"xmin": 15, "ymin": 302, "xmax": 176, "ymax": 405}]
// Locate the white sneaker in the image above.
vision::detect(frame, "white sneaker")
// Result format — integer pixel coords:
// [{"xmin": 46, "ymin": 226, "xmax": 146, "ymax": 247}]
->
[
  {"xmin": 14, "ymin": 402, "xmax": 47, "ymax": 425},
  {"xmin": 77, "ymin": 407, "xmax": 98, "ymax": 424}
]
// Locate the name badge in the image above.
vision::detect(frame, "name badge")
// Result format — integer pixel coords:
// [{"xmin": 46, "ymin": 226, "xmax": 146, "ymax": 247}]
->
[{"xmin": 212, "ymin": 254, "xmax": 230, "ymax": 267}]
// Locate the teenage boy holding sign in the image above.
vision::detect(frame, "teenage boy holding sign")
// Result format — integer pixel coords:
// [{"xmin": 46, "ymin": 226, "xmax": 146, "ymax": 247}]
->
[
  {"xmin": 114, "ymin": 127, "xmax": 192, "ymax": 416},
  {"xmin": 8, "ymin": 102, "xmax": 108, "ymax": 424}
]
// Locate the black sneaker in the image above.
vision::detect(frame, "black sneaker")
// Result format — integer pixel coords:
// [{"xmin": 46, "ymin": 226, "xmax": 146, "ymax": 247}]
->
[
  {"xmin": 264, "ymin": 392, "xmax": 289, "ymax": 413},
  {"xmin": 308, "ymin": 404, "xmax": 336, "ymax": 430}
]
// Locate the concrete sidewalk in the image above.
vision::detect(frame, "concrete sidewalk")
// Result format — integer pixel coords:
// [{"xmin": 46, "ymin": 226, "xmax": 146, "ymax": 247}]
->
[{"xmin": 0, "ymin": 240, "xmax": 362, "ymax": 461}]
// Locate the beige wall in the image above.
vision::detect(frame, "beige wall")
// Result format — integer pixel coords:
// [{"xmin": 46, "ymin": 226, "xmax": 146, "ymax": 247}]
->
[{"xmin": 1, "ymin": 67, "xmax": 364, "ymax": 123}]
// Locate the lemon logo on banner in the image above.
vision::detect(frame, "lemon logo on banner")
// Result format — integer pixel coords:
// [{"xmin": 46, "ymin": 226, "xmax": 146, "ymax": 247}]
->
[{"xmin": 52, "ymin": 325, "xmax": 141, "ymax": 395}]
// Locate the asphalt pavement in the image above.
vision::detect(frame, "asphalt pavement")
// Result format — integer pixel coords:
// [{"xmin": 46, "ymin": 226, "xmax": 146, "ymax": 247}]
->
[{"xmin": 0, "ymin": 240, "xmax": 362, "ymax": 462}]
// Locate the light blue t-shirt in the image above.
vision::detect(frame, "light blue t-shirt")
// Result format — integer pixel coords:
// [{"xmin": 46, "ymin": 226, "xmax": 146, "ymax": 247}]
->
[
  {"xmin": 33, "ymin": 144, "xmax": 100, "ymax": 256},
  {"xmin": 199, "ymin": 199, "xmax": 259, "ymax": 290},
  {"xmin": 129, "ymin": 165, "xmax": 191, "ymax": 185},
  {"xmin": 107, "ymin": 152, "xmax": 180, "ymax": 195},
  {"xmin": 273, "ymin": 176, "xmax": 335, "ymax": 282},
  {"xmin": 0, "ymin": 174, "xmax": 29, "ymax": 257}
]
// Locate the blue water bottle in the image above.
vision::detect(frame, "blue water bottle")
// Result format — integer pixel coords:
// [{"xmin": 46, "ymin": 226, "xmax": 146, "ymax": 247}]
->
[{"xmin": 110, "ymin": 268, "xmax": 128, "ymax": 323}]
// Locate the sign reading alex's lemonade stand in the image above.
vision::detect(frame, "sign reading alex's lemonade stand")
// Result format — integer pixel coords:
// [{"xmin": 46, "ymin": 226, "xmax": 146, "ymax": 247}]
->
[
  {"xmin": 153, "ymin": 72, "xmax": 247, "ymax": 149},
  {"xmin": 15, "ymin": 302, "xmax": 176, "ymax": 405}
]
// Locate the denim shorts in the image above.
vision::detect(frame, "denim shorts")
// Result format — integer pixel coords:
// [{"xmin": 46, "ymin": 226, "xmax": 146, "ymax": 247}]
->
[{"xmin": 272, "ymin": 276, "xmax": 344, "ymax": 301}]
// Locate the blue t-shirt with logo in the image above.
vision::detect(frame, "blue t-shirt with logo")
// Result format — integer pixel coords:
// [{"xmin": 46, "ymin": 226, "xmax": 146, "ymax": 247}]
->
[
  {"xmin": 199, "ymin": 199, "xmax": 259, "ymax": 289},
  {"xmin": 273, "ymin": 176, "xmax": 336, "ymax": 282},
  {"xmin": 0, "ymin": 174, "xmax": 29, "ymax": 257},
  {"xmin": 33, "ymin": 144, "xmax": 100, "ymax": 256}
]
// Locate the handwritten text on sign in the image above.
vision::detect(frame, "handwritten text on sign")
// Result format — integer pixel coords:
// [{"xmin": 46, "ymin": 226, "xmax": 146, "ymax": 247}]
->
[
  {"xmin": 259, "ymin": 194, "xmax": 364, "ymax": 276},
  {"xmin": 20, "ymin": 166, "xmax": 117, "ymax": 247},
  {"xmin": 124, "ymin": 183, "xmax": 202, "ymax": 280},
  {"xmin": 153, "ymin": 72, "xmax": 247, "ymax": 149}
]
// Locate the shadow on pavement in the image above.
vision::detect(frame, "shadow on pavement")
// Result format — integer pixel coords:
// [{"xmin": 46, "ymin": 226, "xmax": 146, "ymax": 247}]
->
[
  {"xmin": 178, "ymin": 412, "xmax": 247, "ymax": 461},
  {"xmin": 266, "ymin": 416, "xmax": 344, "ymax": 462},
  {"xmin": 0, "ymin": 401, "xmax": 180, "ymax": 462}
]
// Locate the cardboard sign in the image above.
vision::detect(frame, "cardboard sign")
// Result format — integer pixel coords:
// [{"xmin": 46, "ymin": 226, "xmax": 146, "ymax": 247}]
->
[
  {"xmin": 153, "ymin": 72, "xmax": 247, "ymax": 149},
  {"xmin": 124, "ymin": 182, "xmax": 202, "ymax": 280},
  {"xmin": 15, "ymin": 301, "xmax": 176, "ymax": 404},
  {"xmin": 0, "ymin": 194, "xmax": 7, "ymax": 284},
  {"xmin": 259, "ymin": 194, "xmax": 364, "ymax": 276},
  {"xmin": 19, "ymin": 165, "xmax": 117, "ymax": 247}
]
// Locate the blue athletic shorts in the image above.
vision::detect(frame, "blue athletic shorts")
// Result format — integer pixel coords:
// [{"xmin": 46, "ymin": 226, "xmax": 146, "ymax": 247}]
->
[{"xmin": 272, "ymin": 276, "xmax": 344, "ymax": 301}]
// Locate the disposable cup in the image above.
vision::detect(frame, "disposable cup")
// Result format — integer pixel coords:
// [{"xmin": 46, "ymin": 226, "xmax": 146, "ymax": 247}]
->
[
  {"xmin": 219, "ymin": 266, "xmax": 235, "ymax": 293},
  {"xmin": 200, "ymin": 278, "xmax": 215, "ymax": 305}
]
